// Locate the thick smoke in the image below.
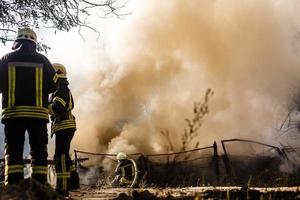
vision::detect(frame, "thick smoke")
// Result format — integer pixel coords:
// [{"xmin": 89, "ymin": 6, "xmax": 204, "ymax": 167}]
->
[{"xmin": 72, "ymin": 0, "xmax": 300, "ymax": 155}]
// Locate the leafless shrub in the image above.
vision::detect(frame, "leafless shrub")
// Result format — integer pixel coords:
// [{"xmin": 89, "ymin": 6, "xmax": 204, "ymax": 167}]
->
[{"xmin": 160, "ymin": 88, "xmax": 214, "ymax": 155}]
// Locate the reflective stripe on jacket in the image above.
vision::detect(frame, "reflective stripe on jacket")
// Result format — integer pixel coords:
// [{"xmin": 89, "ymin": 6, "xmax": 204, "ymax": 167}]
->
[
  {"xmin": 49, "ymin": 81, "xmax": 76, "ymax": 134},
  {"xmin": 0, "ymin": 42, "xmax": 56, "ymax": 122},
  {"xmin": 115, "ymin": 159, "xmax": 135, "ymax": 185}
]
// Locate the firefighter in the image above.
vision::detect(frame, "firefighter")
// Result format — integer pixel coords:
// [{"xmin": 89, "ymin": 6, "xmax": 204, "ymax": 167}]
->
[
  {"xmin": 49, "ymin": 63, "xmax": 79, "ymax": 196},
  {"xmin": 0, "ymin": 27, "xmax": 56, "ymax": 185},
  {"xmin": 111, "ymin": 152, "xmax": 138, "ymax": 188}
]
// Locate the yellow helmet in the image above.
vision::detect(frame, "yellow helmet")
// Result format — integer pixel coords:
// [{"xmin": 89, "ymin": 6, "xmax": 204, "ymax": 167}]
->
[
  {"xmin": 116, "ymin": 152, "xmax": 127, "ymax": 160},
  {"xmin": 52, "ymin": 63, "xmax": 67, "ymax": 83}
]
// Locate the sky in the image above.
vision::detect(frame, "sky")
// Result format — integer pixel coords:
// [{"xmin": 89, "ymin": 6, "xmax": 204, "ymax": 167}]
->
[{"xmin": 1, "ymin": 0, "xmax": 300, "ymax": 158}]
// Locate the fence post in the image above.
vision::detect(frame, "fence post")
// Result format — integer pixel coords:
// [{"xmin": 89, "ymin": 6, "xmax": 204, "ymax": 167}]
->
[
  {"xmin": 213, "ymin": 141, "xmax": 220, "ymax": 185},
  {"xmin": 221, "ymin": 140, "xmax": 232, "ymax": 183}
]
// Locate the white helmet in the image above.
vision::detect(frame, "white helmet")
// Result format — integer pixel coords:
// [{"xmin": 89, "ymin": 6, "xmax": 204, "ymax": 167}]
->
[
  {"xmin": 116, "ymin": 152, "xmax": 127, "ymax": 160},
  {"xmin": 15, "ymin": 28, "xmax": 37, "ymax": 43},
  {"xmin": 52, "ymin": 63, "xmax": 67, "ymax": 83},
  {"xmin": 12, "ymin": 27, "xmax": 37, "ymax": 50}
]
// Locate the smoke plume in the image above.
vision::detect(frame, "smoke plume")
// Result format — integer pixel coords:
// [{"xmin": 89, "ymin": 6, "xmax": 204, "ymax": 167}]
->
[{"xmin": 72, "ymin": 0, "xmax": 300, "ymax": 155}]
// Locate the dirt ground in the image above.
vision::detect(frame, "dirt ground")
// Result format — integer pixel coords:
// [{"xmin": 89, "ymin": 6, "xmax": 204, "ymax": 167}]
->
[{"xmin": 69, "ymin": 186, "xmax": 300, "ymax": 200}]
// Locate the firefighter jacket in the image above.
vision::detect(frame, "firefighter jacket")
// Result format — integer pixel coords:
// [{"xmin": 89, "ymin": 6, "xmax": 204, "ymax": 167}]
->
[
  {"xmin": 49, "ymin": 80, "xmax": 76, "ymax": 134},
  {"xmin": 0, "ymin": 40, "xmax": 56, "ymax": 122},
  {"xmin": 115, "ymin": 159, "xmax": 137, "ymax": 185}
]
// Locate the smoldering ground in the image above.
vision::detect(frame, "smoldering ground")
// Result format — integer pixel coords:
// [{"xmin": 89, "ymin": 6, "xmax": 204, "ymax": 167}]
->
[{"xmin": 71, "ymin": 0, "xmax": 300, "ymax": 155}]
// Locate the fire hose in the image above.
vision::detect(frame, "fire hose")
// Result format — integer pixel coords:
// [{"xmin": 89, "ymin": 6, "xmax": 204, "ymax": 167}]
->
[{"xmin": 129, "ymin": 159, "xmax": 139, "ymax": 188}]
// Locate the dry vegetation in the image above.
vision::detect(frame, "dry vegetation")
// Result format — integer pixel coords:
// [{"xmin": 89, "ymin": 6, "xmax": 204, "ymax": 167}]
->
[{"xmin": 160, "ymin": 88, "xmax": 214, "ymax": 153}]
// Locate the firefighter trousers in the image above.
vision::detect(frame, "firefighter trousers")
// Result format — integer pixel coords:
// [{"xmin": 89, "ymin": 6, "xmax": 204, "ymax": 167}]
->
[
  {"xmin": 3, "ymin": 118, "xmax": 48, "ymax": 185},
  {"xmin": 54, "ymin": 129, "xmax": 79, "ymax": 193}
]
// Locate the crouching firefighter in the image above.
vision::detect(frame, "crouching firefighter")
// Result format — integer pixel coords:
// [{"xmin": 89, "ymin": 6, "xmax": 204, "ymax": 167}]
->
[
  {"xmin": 111, "ymin": 152, "xmax": 138, "ymax": 188},
  {"xmin": 48, "ymin": 63, "xmax": 79, "ymax": 196},
  {"xmin": 0, "ymin": 27, "xmax": 56, "ymax": 185}
]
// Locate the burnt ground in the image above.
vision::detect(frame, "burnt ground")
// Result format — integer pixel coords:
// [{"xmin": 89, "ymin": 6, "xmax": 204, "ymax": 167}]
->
[
  {"xmin": 0, "ymin": 180, "xmax": 299, "ymax": 199},
  {"xmin": 0, "ymin": 179, "xmax": 62, "ymax": 200},
  {"xmin": 69, "ymin": 186, "xmax": 300, "ymax": 200}
]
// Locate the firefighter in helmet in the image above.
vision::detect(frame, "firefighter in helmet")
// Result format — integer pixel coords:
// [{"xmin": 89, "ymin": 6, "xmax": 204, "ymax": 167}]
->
[
  {"xmin": 48, "ymin": 63, "xmax": 79, "ymax": 196},
  {"xmin": 111, "ymin": 152, "xmax": 138, "ymax": 188},
  {"xmin": 0, "ymin": 27, "xmax": 56, "ymax": 185}
]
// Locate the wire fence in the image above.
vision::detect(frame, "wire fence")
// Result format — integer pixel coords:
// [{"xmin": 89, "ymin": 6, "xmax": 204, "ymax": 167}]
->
[
  {"xmin": 74, "ymin": 142, "xmax": 219, "ymax": 187},
  {"xmin": 74, "ymin": 139, "xmax": 300, "ymax": 187},
  {"xmin": 220, "ymin": 139, "xmax": 299, "ymax": 186},
  {"xmin": 0, "ymin": 139, "xmax": 298, "ymax": 187}
]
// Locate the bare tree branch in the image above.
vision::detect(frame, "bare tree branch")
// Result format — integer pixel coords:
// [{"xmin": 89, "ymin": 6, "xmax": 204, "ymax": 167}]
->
[{"xmin": 0, "ymin": 0, "xmax": 127, "ymax": 52}]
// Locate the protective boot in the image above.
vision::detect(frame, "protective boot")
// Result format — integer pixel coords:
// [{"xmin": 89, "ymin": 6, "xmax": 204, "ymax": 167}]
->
[
  {"xmin": 55, "ymin": 154, "xmax": 70, "ymax": 196},
  {"xmin": 69, "ymin": 164, "xmax": 80, "ymax": 190}
]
